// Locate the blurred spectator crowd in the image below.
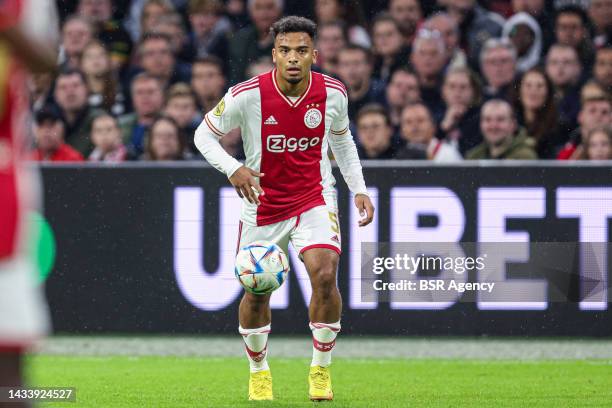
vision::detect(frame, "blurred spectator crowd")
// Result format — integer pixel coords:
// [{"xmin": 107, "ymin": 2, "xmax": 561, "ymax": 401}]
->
[{"xmin": 28, "ymin": 0, "xmax": 612, "ymax": 163}]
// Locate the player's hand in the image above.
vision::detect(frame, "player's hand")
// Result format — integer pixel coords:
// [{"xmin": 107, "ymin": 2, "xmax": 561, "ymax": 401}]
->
[
  {"xmin": 355, "ymin": 194, "xmax": 374, "ymax": 227},
  {"xmin": 229, "ymin": 166, "xmax": 265, "ymax": 205}
]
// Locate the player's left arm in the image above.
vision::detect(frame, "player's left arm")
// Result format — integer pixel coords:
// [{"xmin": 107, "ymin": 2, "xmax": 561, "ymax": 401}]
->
[{"xmin": 328, "ymin": 92, "xmax": 374, "ymax": 227}]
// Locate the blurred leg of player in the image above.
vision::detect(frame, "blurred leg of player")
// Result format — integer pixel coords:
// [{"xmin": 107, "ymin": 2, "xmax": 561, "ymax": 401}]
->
[
  {"xmin": 237, "ymin": 222, "xmax": 291, "ymax": 401},
  {"xmin": 291, "ymin": 203, "xmax": 343, "ymax": 401},
  {"xmin": 0, "ymin": 257, "xmax": 49, "ymax": 408},
  {"xmin": 0, "ymin": 1, "xmax": 57, "ymax": 403},
  {"xmin": 0, "ymin": 355, "xmax": 28, "ymax": 408},
  {"xmin": 0, "ymin": 170, "xmax": 50, "ymax": 408}
]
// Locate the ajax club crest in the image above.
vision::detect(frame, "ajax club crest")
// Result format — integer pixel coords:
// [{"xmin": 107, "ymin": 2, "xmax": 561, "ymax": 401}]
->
[{"xmin": 304, "ymin": 104, "xmax": 322, "ymax": 129}]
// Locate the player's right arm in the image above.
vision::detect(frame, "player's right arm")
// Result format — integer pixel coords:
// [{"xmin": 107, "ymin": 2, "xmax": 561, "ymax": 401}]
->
[{"xmin": 194, "ymin": 90, "xmax": 264, "ymax": 204}]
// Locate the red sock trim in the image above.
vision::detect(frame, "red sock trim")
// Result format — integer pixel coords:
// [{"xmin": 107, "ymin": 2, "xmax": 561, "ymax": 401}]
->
[
  {"xmin": 245, "ymin": 341, "xmax": 268, "ymax": 362},
  {"xmin": 313, "ymin": 338, "xmax": 336, "ymax": 352}
]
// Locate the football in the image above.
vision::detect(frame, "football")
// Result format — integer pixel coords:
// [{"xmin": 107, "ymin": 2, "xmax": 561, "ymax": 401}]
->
[{"xmin": 235, "ymin": 241, "xmax": 289, "ymax": 295}]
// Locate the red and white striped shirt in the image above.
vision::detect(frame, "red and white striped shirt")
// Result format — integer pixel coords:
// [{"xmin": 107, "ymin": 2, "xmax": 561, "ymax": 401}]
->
[{"xmin": 202, "ymin": 70, "xmax": 350, "ymax": 226}]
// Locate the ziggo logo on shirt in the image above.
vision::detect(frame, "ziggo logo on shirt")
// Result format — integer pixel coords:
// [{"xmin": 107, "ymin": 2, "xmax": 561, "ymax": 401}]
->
[{"xmin": 266, "ymin": 135, "xmax": 321, "ymax": 153}]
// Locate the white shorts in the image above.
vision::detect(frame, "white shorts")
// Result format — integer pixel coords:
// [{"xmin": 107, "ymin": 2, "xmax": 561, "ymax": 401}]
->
[
  {"xmin": 237, "ymin": 203, "xmax": 342, "ymax": 260},
  {"xmin": 0, "ymin": 254, "xmax": 50, "ymax": 351},
  {"xmin": 0, "ymin": 167, "xmax": 49, "ymax": 351}
]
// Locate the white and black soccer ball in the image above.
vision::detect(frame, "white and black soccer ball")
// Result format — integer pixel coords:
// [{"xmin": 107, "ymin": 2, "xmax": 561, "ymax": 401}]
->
[{"xmin": 235, "ymin": 241, "xmax": 289, "ymax": 295}]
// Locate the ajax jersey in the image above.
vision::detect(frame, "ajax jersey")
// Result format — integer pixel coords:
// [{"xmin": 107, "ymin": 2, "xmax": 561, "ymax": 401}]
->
[
  {"xmin": 0, "ymin": 0, "xmax": 26, "ymax": 260},
  {"xmin": 204, "ymin": 69, "xmax": 349, "ymax": 226}
]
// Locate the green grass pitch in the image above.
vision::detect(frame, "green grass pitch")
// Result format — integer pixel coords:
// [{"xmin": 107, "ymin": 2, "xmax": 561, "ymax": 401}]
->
[{"xmin": 28, "ymin": 355, "xmax": 612, "ymax": 407}]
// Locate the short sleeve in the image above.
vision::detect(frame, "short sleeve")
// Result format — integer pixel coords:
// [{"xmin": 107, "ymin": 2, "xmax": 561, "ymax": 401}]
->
[
  {"xmin": 203, "ymin": 90, "xmax": 243, "ymax": 138},
  {"xmin": 330, "ymin": 92, "xmax": 349, "ymax": 136}
]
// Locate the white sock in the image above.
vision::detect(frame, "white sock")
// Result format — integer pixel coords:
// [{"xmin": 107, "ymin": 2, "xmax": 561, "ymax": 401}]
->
[
  {"xmin": 309, "ymin": 321, "xmax": 341, "ymax": 367},
  {"xmin": 239, "ymin": 324, "xmax": 271, "ymax": 373}
]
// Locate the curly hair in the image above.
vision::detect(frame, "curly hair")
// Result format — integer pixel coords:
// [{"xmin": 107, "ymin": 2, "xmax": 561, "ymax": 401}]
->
[{"xmin": 270, "ymin": 16, "xmax": 317, "ymax": 41}]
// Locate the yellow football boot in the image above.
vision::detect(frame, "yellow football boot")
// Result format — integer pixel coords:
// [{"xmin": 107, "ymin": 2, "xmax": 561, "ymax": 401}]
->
[
  {"xmin": 248, "ymin": 369, "xmax": 273, "ymax": 401},
  {"xmin": 308, "ymin": 365, "xmax": 333, "ymax": 401}
]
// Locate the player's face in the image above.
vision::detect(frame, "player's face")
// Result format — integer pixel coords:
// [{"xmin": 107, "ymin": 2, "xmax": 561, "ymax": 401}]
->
[{"xmin": 273, "ymin": 32, "xmax": 318, "ymax": 85}]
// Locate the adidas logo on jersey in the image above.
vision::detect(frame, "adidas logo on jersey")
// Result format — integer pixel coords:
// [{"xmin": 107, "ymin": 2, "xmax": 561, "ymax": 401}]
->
[{"xmin": 264, "ymin": 115, "xmax": 278, "ymax": 125}]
